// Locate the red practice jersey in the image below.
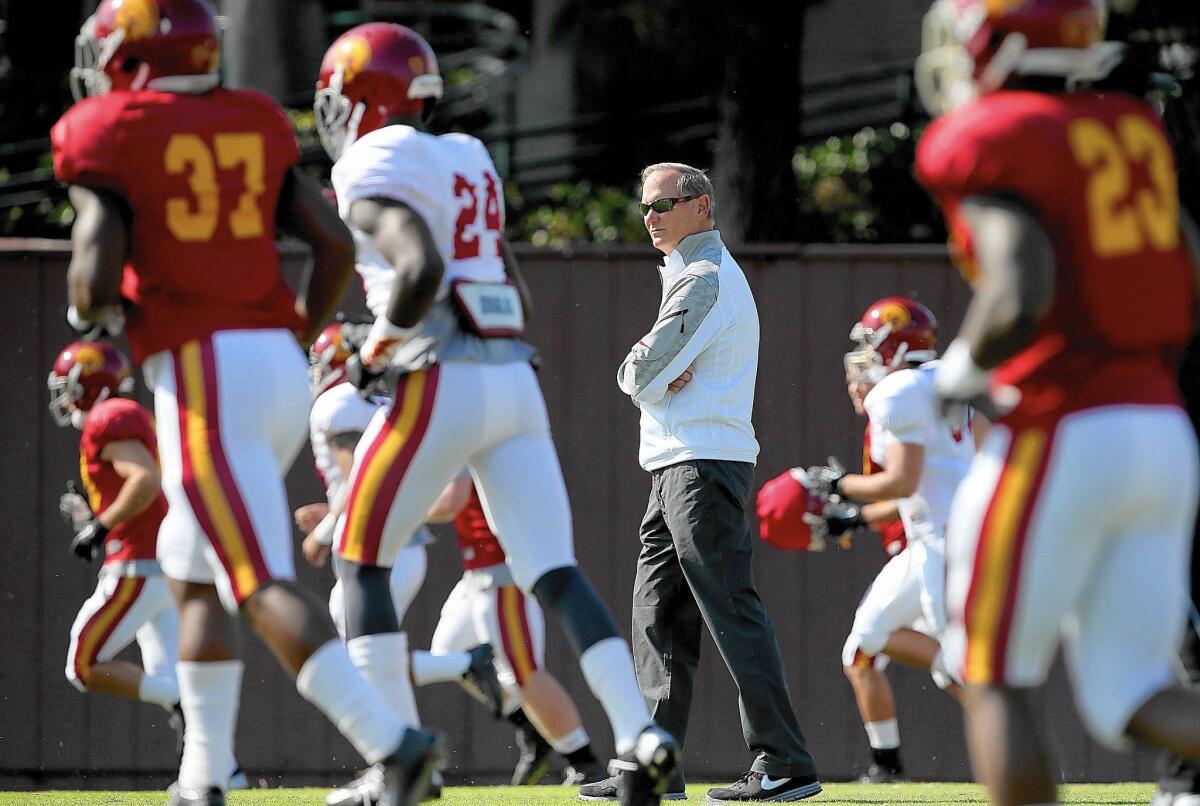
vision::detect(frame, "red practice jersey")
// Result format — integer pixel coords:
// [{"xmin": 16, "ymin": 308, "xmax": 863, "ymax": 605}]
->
[
  {"xmin": 51, "ymin": 88, "xmax": 305, "ymax": 363},
  {"xmin": 453, "ymin": 484, "xmax": 507, "ymax": 571},
  {"xmin": 79, "ymin": 397, "xmax": 168, "ymax": 564},
  {"xmin": 917, "ymin": 90, "xmax": 1194, "ymax": 424},
  {"xmin": 862, "ymin": 423, "xmax": 907, "ymax": 557}
]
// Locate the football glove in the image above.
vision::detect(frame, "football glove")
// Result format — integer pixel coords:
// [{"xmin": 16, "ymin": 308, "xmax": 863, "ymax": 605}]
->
[
  {"xmin": 802, "ymin": 500, "xmax": 864, "ymax": 552},
  {"xmin": 65, "ymin": 304, "xmax": 126, "ymax": 340},
  {"xmin": 70, "ymin": 518, "xmax": 109, "ymax": 562},
  {"xmin": 805, "ymin": 456, "xmax": 847, "ymax": 500},
  {"xmin": 59, "ymin": 481, "xmax": 94, "ymax": 531}
]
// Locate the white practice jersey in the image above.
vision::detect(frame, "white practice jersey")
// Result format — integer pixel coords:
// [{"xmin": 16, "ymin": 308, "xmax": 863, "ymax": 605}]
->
[
  {"xmin": 863, "ymin": 361, "xmax": 974, "ymax": 543},
  {"xmin": 310, "ymin": 383, "xmax": 387, "ymax": 504},
  {"xmin": 332, "ymin": 125, "xmax": 506, "ymax": 314},
  {"xmin": 331, "ymin": 125, "xmax": 534, "ymax": 370}
]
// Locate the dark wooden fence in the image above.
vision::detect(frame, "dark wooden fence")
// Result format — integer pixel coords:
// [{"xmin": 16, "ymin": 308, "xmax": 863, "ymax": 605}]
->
[{"xmin": 0, "ymin": 240, "xmax": 1158, "ymax": 788}]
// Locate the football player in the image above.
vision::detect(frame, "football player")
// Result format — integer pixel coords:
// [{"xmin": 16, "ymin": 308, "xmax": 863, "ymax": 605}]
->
[
  {"xmin": 52, "ymin": 3, "xmax": 434, "ymax": 805},
  {"xmin": 297, "ymin": 321, "xmax": 502, "ymax": 806},
  {"xmin": 806, "ymin": 298, "xmax": 974, "ymax": 781},
  {"xmin": 915, "ymin": 1, "xmax": 1200, "ymax": 803},
  {"xmin": 52, "ymin": 341, "xmax": 182, "ymax": 740},
  {"xmin": 427, "ymin": 473, "xmax": 606, "ymax": 787},
  {"xmin": 314, "ymin": 22, "xmax": 677, "ymax": 805}
]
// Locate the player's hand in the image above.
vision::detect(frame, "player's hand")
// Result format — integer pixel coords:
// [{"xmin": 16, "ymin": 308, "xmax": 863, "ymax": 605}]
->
[
  {"xmin": 668, "ymin": 363, "xmax": 695, "ymax": 393},
  {"xmin": 70, "ymin": 519, "xmax": 108, "ymax": 562},
  {"xmin": 294, "ymin": 502, "xmax": 330, "ymax": 534},
  {"xmin": 345, "ymin": 353, "xmax": 385, "ymax": 396},
  {"xmin": 65, "ymin": 304, "xmax": 125, "ymax": 340},
  {"xmin": 302, "ymin": 533, "xmax": 331, "ymax": 567},
  {"xmin": 59, "ymin": 483, "xmax": 94, "ymax": 530},
  {"xmin": 825, "ymin": 503, "xmax": 866, "ymax": 537},
  {"xmin": 805, "ymin": 456, "xmax": 847, "ymax": 500}
]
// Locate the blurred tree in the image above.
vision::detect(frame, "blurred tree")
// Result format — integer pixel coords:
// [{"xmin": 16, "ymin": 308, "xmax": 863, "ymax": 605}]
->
[{"xmin": 555, "ymin": 0, "xmax": 816, "ymax": 244}]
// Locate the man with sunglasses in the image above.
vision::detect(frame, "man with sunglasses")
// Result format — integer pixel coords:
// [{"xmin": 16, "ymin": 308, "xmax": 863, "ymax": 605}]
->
[{"xmin": 598, "ymin": 163, "xmax": 822, "ymax": 802}]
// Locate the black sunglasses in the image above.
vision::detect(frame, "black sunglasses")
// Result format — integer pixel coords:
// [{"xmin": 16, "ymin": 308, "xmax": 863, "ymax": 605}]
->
[{"xmin": 638, "ymin": 195, "xmax": 698, "ymax": 216}]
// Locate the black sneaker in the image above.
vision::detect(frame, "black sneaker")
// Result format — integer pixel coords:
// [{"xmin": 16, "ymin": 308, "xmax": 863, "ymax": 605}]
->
[
  {"xmin": 706, "ymin": 771, "xmax": 821, "ymax": 802},
  {"xmin": 608, "ymin": 725, "xmax": 681, "ymax": 806},
  {"xmin": 512, "ymin": 724, "xmax": 552, "ymax": 785},
  {"xmin": 580, "ymin": 773, "xmax": 686, "ymax": 801},
  {"xmin": 380, "ymin": 727, "xmax": 446, "ymax": 806},
  {"xmin": 166, "ymin": 786, "xmax": 224, "ymax": 806},
  {"xmin": 461, "ymin": 644, "xmax": 505, "ymax": 718},
  {"xmin": 563, "ymin": 759, "xmax": 609, "ymax": 787}
]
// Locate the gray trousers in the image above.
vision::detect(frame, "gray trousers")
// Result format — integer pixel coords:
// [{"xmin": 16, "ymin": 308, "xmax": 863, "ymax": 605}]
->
[{"xmin": 632, "ymin": 459, "xmax": 817, "ymax": 778}]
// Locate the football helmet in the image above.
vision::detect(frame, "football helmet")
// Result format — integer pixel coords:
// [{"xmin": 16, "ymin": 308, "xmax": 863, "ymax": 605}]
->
[
  {"xmin": 915, "ymin": 0, "xmax": 1124, "ymax": 115},
  {"xmin": 309, "ymin": 321, "xmax": 373, "ymax": 397},
  {"xmin": 70, "ymin": 0, "xmax": 221, "ymax": 101},
  {"xmin": 846, "ymin": 296, "xmax": 938, "ymax": 383},
  {"xmin": 48, "ymin": 341, "xmax": 135, "ymax": 428},
  {"xmin": 314, "ymin": 22, "xmax": 444, "ymax": 161}
]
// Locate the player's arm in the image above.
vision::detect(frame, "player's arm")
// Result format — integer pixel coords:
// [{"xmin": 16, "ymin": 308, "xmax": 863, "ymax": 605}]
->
[
  {"xmin": 66, "ymin": 185, "xmax": 127, "ymax": 320},
  {"xmin": 944, "ymin": 194, "xmax": 1056, "ymax": 372},
  {"xmin": 837, "ymin": 442, "xmax": 924, "ymax": 503},
  {"xmin": 427, "ymin": 473, "xmax": 473, "ymax": 524},
  {"xmin": 276, "ymin": 167, "xmax": 356, "ymax": 347},
  {"xmin": 96, "ymin": 439, "xmax": 161, "ymax": 528},
  {"xmin": 301, "ymin": 429, "xmax": 362, "ymax": 565},
  {"xmin": 500, "ymin": 239, "xmax": 534, "ymax": 322},
  {"xmin": 861, "ymin": 500, "xmax": 902, "ymax": 527},
  {"xmin": 971, "ymin": 411, "xmax": 992, "ymax": 452},
  {"xmin": 353, "ymin": 197, "xmax": 444, "ymax": 329}
]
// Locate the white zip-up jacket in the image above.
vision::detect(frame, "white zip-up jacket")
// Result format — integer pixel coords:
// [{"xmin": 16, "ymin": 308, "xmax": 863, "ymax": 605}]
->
[{"xmin": 617, "ymin": 229, "xmax": 760, "ymax": 471}]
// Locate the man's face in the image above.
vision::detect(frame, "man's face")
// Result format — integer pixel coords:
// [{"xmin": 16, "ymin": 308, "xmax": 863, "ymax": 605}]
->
[{"xmin": 641, "ymin": 170, "xmax": 709, "ymax": 255}]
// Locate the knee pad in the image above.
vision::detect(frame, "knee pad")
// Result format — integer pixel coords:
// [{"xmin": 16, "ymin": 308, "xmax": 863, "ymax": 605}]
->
[
  {"xmin": 532, "ymin": 565, "xmax": 617, "ymax": 655},
  {"xmin": 333, "ymin": 556, "xmax": 400, "ymax": 639}
]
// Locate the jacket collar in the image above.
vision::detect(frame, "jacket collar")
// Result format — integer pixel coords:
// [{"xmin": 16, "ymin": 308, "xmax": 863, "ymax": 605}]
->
[{"xmin": 660, "ymin": 229, "xmax": 722, "ymax": 284}]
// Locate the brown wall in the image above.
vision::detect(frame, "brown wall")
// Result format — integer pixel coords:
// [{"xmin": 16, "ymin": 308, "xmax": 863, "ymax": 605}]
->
[{"xmin": 0, "ymin": 240, "xmax": 1157, "ymax": 787}]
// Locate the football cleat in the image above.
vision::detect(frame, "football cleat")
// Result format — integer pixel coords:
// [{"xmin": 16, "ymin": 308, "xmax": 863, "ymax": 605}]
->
[
  {"xmin": 601, "ymin": 725, "xmax": 681, "ymax": 806},
  {"xmin": 379, "ymin": 727, "xmax": 445, "ymax": 806},
  {"xmin": 166, "ymin": 786, "xmax": 224, "ymax": 806},
  {"xmin": 461, "ymin": 644, "xmax": 505, "ymax": 719},
  {"xmin": 858, "ymin": 763, "xmax": 903, "ymax": 784},
  {"xmin": 511, "ymin": 724, "xmax": 552, "ymax": 786},
  {"xmin": 325, "ymin": 765, "xmax": 382, "ymax": 806},
  {"xmin": 563, "ymin": 759, "xmax": 609, "ymax": 787}
]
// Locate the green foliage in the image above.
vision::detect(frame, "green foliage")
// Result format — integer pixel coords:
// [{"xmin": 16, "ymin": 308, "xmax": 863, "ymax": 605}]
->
[
  {"xmin": 794, "ymin": 123, "xmax": 945, "ymax": 244},
  {"xmin": 504, "ymin": 181, "xmax": 646, "ymax": 248}
]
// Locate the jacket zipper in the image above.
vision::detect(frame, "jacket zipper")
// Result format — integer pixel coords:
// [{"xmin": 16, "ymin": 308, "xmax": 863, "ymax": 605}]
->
[{"xmin": 659, "ymin": 308, "xmax": 689, "ymax": 334}]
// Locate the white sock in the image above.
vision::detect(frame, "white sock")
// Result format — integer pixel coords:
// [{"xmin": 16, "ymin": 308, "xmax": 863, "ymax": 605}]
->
[
  {"xmin": 138, "ymin": 672, "xmax": 181, "ymax": 710},
  {"xmin": 551, "ymin": 727, "xmax": 591, "ymax": 755},
  {"xmin": 176, "ymin": 660, "xmax": 242, "ymax": 793},
  {"xmin": 410, "ymin": 650, "xmax": 471, "ymax": 686},
  {"xmin": 347, "ymin": 632, "xmax": 421, "ymax": 724},
  {"xmin": 579, "ymin": 637, "xmax": 650, "ymax": 754},
  {"xmin": 865, "ymin": 718, "xmax": 900, "ymax": 750},
  {"xmin": 296, "ymin": 639, "xmax": 407, "ymax": 764}
]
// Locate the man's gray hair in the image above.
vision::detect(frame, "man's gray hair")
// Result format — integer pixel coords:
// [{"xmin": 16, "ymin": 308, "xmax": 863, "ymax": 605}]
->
[{"xmin": 640, "ymin": 162, "xmax": 715, "ymax": 223}]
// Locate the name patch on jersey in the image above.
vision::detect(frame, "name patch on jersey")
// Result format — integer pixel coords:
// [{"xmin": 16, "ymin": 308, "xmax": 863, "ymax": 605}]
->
[{"xmin": 451, "ymin": 280, "xmax": 524, "ymax": 338}]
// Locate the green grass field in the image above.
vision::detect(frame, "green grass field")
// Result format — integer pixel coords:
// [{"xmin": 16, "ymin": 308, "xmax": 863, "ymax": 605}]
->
[{"xmin": 0, "ymin": 782, "xmax": 1159, "ymax": 805}]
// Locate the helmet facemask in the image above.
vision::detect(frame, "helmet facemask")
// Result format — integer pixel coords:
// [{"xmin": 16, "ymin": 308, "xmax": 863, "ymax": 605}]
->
[
  {"xmin": 70, "ymin": 17, "xmax": 114, "ymax": 100},
  {"xmin": 315, "ymin": 66, "xmax": 366, "ymax": 162}
]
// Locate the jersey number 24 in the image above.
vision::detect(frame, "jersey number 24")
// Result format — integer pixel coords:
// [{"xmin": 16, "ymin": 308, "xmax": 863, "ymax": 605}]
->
[{"xmin": 453, "ymin": 172, "xmax": 502, "ymax": 259}]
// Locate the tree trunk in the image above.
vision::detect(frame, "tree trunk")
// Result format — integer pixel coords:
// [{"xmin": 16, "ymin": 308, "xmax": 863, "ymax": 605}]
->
[{"xmin": 713, "ymin": 5, "xmax": 804, "ymax": 244}]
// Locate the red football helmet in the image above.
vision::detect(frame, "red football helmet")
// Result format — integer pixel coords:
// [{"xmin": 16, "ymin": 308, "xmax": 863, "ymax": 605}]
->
[
  {"xmin": 314, "ymin": 22, "xmax": 444, "ymax": 161},
  {"xmin": 756, "ymin": 469, "xmax": 827, "ymax": 552},
  {"xmin": 846, "ymin": 296, "xmax": 939, "ymax": 382},
  {"xmin": 916, "ymin": 0, "xmax": 1120, "ymax": 115},
  {"xmin": 70, "ymin": 0, "xmax": 221, "ymax": 100},
  {"xmin": 48, "ymin": 341, "xmax": 135, "ymax": 427},
  {"xmin": 309, "ymin": 322, "xmax": 363, "ymax": 396}
]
